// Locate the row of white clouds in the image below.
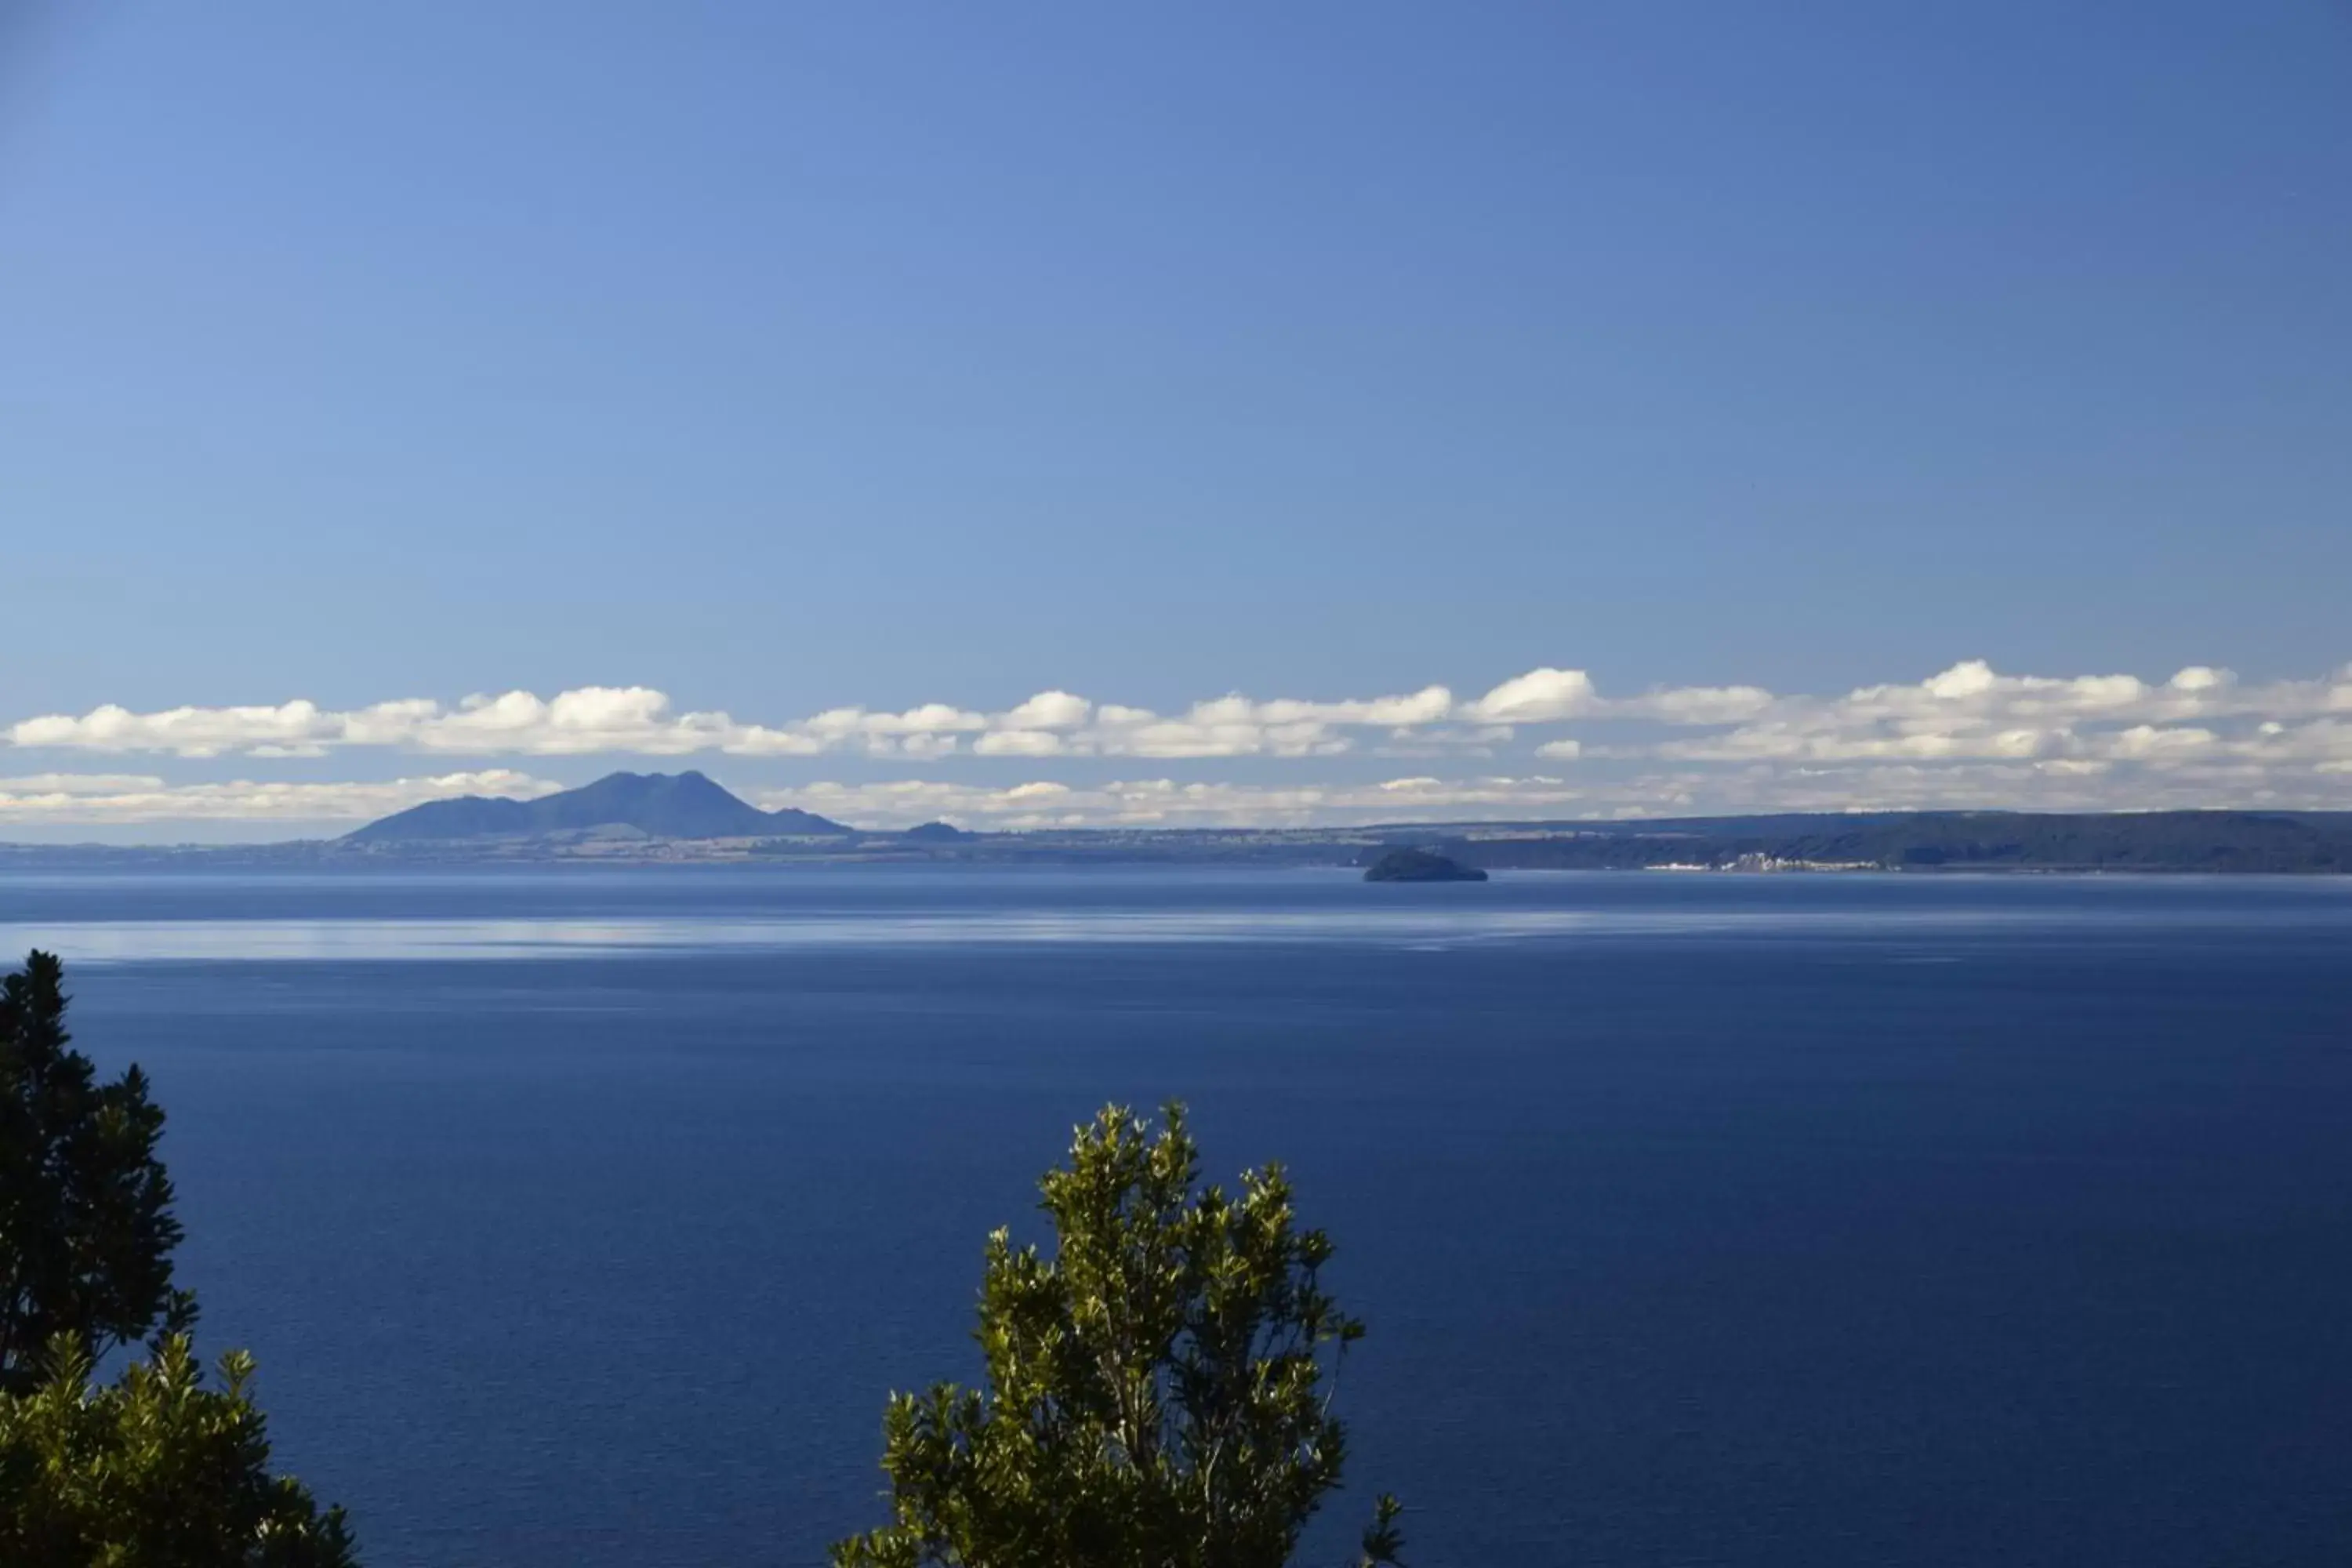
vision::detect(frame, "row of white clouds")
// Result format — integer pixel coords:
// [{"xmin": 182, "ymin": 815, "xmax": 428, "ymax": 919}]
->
[
  {"xmin": 13, "ymin": 660, "xmax": 2352, "ymax": 764},
  {"xmin": 0, "ymin": 771, "xmax": 1588, "ymax": 829},
  {"xmin": 0, "ymin": 771, "xmax": 559, "ymax": 826},
  {"xmin": 5, "ymin": 750, "xmax": 2348, "ymax": 831},
  {"xmin": 2, "ymin": 660, "xmax": 2349, "ymax": 829},
  {"xmin": 2, "ymin": 675, "xmax": 1532, "ymax": 760}
]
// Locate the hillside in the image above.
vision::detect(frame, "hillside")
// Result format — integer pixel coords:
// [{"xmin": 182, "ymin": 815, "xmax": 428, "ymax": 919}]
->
[
  {"xmin": 345, "ymin": 771, "xmax": 848, "ymax": 843},
  {"xmin": 1420, "ymin": 811, "xmax": 2352, "ymax": 874}
]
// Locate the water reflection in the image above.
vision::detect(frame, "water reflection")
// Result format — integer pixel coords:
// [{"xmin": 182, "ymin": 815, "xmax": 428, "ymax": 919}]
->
[{"xmin": 0, "ymin": 898, "xmax": 2314, "ymax": 964}]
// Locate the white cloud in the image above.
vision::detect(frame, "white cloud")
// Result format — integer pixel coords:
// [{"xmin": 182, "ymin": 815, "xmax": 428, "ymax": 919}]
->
[
  {"xmin": 1465, "ymin": 668, "xmax": 1598, "ymax": 723},
  {"xmin": 5, "ymin": 682, "xmax": 1457, "ymax": 762},
  {"xmin": 1614, "ymin": 685, "xmax": 1776, "ymax": 724},
  {"xmin": 0, "ymin": 770, "xmax": 561, "ymax": 826},
  {"xmin": 9, "ymin": 660, "xmax": 2352, "ymax": 824},
  {"xmin": 804, "ymin": 702, "xmax": 989, "ymax": 739},
  {"xmin": 0, "ymin": 772, "xmax": 172, "ymax": 795},
  {"xmin": 1058, "ymin": 687, "xmax": 1457, "ymax": 760},
  {"xmin": 999, "ymin": 691, "xmax": 1092, "ymax": 731},
  {"xmin": 1650, "ymin": 723, "xmax": 2060, "ymax": 764},
  {"xmin": 1254, "ymin": 685, "xmax": 1455, "ymax": 727},
  {"xmin": 10, "ymin": 701, "xmax": 340, "ymax": 758},
  {"xmin": 1635, "ymin": 660, "xmax": 2352, "ymax": 775},
  {"xmin": 764, "ymin": 775, "xmax": 1588, "ymax": 830},
  {"xmin": 974, "ymin": 729, "xmax": 1070, "ymax": 758},
  {"xmin": 419, "ymin": 688, "xmax": 725, "ymax": 755},
  {"xmin": 2109, "ymin": 724, "xmax": 2218, "ymax": 759},
  {"xmin": 1842, "ymin": 661, "xmax": 2152, "ymax": 720}
]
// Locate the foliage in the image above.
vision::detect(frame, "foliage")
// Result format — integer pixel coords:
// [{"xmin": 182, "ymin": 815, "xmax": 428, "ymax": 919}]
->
[
  {"xmin": 0, "ymin": 950, "xmax": 183, "ymax": 1391},
  {"xmin": 834, "ymin": 1104, "xmax": 1403, "ymax": 1568},
  {"xmin": 1360, "ymin": 848, "xmax": 1486, "ymax": 883},
  {"xmin": 0, "ymin": 949, "xmax": 358, "ymax": 1563},
  {"xmin": 0, "ymin": 1332, "xmax": 357, "ymax": 1567}
]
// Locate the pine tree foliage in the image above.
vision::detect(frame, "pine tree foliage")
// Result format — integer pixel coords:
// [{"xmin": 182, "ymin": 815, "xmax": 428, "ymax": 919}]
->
[
  {"xmin": 0, "ymin": 950, "xmax": 359, "ymax": 1564},
  {"xmin": 0, "ymin": 950, "xmax": 183, "ymax": 1388},
  {"xmin": 835, "ymin": 1104, "xmax": 1404, "ymax": 1568},
  {"xmin": 0, "ymin": 1332, "xmax": 358, "ymax": 1567}
]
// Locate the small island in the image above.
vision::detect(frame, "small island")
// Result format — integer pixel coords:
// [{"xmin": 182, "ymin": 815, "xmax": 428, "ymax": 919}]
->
[{"xmin": 1363, "ymin": 848, "xmax": 1489, "ymax": 883}]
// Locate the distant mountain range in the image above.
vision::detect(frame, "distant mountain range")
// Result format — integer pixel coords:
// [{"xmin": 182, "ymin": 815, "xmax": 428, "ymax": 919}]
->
[
  {"xmin": 346, "ymin": 771, "xmax": 848, "ymax": 843},
  {"xmin": 9, "ymin": 784, "xmax": 2334, "ymax": 870}
]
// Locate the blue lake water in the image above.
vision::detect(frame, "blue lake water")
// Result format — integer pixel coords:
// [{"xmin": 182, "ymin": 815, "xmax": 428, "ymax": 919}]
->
[{"xmin": 5, "ymin": 867, "xmax": 2350, "ymax": 1566}]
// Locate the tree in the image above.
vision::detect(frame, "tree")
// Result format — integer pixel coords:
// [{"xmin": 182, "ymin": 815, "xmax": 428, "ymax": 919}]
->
[
  {"xmin": 834, "ymin": 1104, "xmax": 1405, "ymax": 1568},
  {"xmin": 0, "ymin": 949, "xmax": 360, "ymax": 1564},
  {"xmin": 0, "ymin": 1333, "xmax": 358, "ymax": 1567},
  {"xmin": 0, "ymin": 949, "xmax": 183, "ymax": 1389}
]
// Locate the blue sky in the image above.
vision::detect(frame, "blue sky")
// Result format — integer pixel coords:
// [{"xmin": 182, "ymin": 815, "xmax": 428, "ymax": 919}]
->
[{"xmin": 2, "ymin": 2, "xmax": 2347, "ymax": 837}]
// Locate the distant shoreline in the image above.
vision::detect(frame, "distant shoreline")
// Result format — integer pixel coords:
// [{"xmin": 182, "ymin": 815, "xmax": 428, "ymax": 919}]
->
[{"xmin": 7, "ymin": 807, "xmax": 2352, "ymax": 875}]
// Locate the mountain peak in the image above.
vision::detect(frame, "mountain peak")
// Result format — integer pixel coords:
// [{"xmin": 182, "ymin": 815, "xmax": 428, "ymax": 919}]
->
[{"xmin": 345, "ymin": 771, "xmax": 851, "ymax": 843}]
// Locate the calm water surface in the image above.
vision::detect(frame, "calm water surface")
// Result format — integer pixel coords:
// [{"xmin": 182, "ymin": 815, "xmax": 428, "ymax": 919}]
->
[{"xmin": 5, "ymin": 867, "xmax": 2349, "ymax": 1566}]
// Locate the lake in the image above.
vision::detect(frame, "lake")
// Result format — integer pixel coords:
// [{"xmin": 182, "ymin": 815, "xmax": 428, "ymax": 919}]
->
[{"xmin": 5, "ymin": 867, "xmax": 2349, "ymax": 1566}]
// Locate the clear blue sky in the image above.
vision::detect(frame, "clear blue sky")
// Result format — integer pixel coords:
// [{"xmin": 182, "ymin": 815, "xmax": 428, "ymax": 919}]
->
[{"xmin": 2, "ymin": 2, "xmax": 2347, "ymax": 835}]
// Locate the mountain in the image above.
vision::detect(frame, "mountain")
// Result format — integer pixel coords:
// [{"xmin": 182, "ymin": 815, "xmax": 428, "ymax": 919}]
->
[{"xmin": 346, "ymin": 771, "xmax": 851, "ymax": 843}]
